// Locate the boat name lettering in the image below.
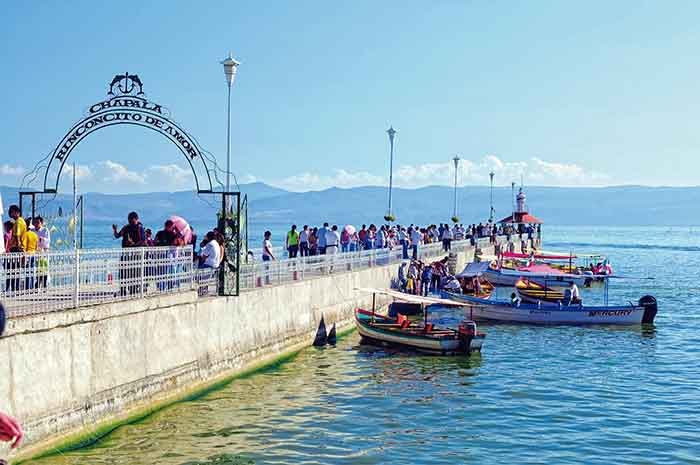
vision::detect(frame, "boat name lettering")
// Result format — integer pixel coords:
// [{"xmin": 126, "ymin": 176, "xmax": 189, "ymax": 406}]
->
[{"xmin": 588, "ymin": 310, "xmax": 633, "ymax": 317}]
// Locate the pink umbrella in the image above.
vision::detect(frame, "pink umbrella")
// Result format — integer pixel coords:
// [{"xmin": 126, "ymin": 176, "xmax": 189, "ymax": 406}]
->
[
  {"xmin": 344, "ymin": 224, "xmax": 356, "ymax": 235},
  {"xmin": 169, "ymin": 215, "xmax": 193, "ymax": 244}
]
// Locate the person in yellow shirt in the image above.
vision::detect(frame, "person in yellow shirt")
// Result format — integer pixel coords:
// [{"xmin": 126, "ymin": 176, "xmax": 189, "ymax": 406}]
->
[
  {"xmin": 7, "ymin": 205, "xmax": 26, "ymax": 252},
  {"xmin": 22, "ymin": 228, "xmax": 38, "ymax": 254}
]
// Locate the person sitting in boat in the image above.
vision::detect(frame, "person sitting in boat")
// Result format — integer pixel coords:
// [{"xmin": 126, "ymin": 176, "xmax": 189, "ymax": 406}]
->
[
  {"xmin": 563, "ymin": 282, "xmax": 581, "ymax": 305},
  {"xmin": 442, "ymin": 275, "xmax": 461, "ymax": 292},
  {"xmin": 510, "ymin": 291, "xmax": 522, "ymax": 307},
  {"xmin": 474, "ymin": 277, "xmax": 483, "ymax": 295}
]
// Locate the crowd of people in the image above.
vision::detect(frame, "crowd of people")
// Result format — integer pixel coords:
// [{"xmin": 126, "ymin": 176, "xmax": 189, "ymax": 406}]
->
[
  {"xmin": 2, "ymin": 205, "xmax": 52, "ymax": 292},
  {"xmin": 111, "ymin": 211, "xmax": 225, "ymax": 270},
  {"xmin": 265, "ymin": 221, "xmax": 542, "ymax": 261}
]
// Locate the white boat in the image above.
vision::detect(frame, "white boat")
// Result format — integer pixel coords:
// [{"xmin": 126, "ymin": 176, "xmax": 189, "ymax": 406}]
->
[{"xmin": 443, "ymin": 292, "xmax": 658, "ymax": 325}]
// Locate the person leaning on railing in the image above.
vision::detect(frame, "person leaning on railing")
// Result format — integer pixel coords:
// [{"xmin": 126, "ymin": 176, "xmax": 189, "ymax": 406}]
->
[{"xmin": 112, "ymin": 212, "xmax": 146, "ymax": 297}]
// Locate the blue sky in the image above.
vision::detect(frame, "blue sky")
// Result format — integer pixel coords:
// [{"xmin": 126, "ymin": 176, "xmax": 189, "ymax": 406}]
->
[{"xmin": 1, "ymin": 1, "xmax": 699, "ymax": 193}]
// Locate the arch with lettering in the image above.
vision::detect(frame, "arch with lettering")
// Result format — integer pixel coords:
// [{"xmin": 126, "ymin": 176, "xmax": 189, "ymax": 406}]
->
[{"xmin": 43, "ymin": 73, "xmax": 215, "ymax": 193}]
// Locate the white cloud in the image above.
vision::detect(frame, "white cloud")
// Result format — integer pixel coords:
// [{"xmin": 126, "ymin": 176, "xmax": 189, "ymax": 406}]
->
[
  {"xmin": 239, "ymin": 174, "xmax": 259, "ymax": 184},
  {"xmin": 147, "ymin": 164, "xmax": 192, "ymax": 190},
  {"xmin": 271, "ymin": 155, "xmax": 609, "ymax": 191},
  {"xmin": 62, "ymin": 164, "xmax": 92, "ymax": 180},
  {"xmin": 0, "ymin": 164, "xmax": 25, "ymax": 176},
  {"xmin": 274, "ymin": 169, "xmax": 384, "ymax": 191},
  {"xmin": 101, "ymin": 160, "xmax": 146, "ymax": 185}
]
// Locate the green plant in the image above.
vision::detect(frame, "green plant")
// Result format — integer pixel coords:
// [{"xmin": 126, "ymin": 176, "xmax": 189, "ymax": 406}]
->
[
  {"xmin": 384, "ymin": 214, "xmax": 396, "ymax": 222},
  {"xmin": 451, "ymin": 216, "xmax": 459, "ymax": 223}
]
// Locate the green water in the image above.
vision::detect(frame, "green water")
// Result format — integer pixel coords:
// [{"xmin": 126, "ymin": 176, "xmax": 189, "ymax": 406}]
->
[{"xmin": 25, "ymin": 227, "xmax": 700, "ymax": 464}]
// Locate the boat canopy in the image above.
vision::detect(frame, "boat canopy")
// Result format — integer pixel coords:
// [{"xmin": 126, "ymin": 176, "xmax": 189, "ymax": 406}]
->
[
  {"xmin": 355, "ymin": 287, "xmax": 465, "ymax": 307},
  {"xmin": 456, "ymin": 262, "xmax": 490, "ymax": 278},
  {"xmin": 502, "ymin": 251, "xmax": 576, "ymax": 260}
]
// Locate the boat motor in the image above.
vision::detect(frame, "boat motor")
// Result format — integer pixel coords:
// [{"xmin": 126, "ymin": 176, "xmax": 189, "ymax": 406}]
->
[
  {"xmin": 639, "ymin": 295, "xmax": 658, "ymax": 324},
  {"xmin": 457, "ymin": 321, "xmax": 476, "ymax": 353}
]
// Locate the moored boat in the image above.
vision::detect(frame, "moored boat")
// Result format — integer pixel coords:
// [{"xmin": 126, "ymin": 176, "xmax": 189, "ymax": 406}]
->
[
  {"xmin": 515, "ymin": 278, "xmax": 565, "ymax": 303},
  {"xmin": 443, "ymin": 292, "xmax": 658, "ymax": 326},
  {"xmin": 483, "ymin": 263, "xmax": 589, "ymax": 288},
  {"xmin": 354, "ymin": 289, "xmax": 485, "ymax": 355}
]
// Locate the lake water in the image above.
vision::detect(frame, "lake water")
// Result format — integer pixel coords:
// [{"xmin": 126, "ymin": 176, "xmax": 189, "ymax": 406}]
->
[{"xmin": 24, "ymin": 226, "xmax": 700, "ymax": 464}]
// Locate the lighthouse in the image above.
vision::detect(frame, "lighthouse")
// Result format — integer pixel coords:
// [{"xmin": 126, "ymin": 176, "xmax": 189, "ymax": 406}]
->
[{"xmin": 516, "ymin": 188, "xmax": 527, "ymax": 215}]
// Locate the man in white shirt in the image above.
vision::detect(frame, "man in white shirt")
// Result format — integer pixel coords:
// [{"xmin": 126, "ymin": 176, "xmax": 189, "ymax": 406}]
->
[
  {"xmin": 199, "ymin": 232, "xmax": 221, "ymax": 269},
  {"xmin": 325, "ymin": 225, "xmax": 340, "ymax": 255},
  {"xmin": 262, "ymin": 230, "xmax": 275, "ymax": 261},
  {"xmin": 33, "ymin": 217, "xmax": 51, "ymax": 251},
  {"xmin": 410, "ymin": 227, "xmax": 422, "ymax": 260},
  {"xmin": 441, "ymin": 225, "xmax": 453, "ymax": 252}
]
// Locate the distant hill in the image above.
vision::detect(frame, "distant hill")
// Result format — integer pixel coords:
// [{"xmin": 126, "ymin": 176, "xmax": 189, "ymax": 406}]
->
[{"xmin": 1, "ymin": 183, "xmax": 698, "ymax": 227}]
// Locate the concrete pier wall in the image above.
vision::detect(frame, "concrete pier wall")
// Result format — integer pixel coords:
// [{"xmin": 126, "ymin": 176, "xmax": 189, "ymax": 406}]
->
[{"xmin": 1, "ymin": 245, "xmax": 487, "ymax": 460}]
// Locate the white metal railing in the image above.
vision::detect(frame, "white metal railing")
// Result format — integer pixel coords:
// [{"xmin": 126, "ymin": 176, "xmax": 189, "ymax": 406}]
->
[
  {"xmin": 0, "ymin": 236, "xmax": 497, "ymax": 318},
  {"xmin": 1, "ymin": 246, "xmax": 194, "ymax": 317},
  {"xmin": 238, "ymin": 238, "xmax": 482, "ymax": 291}
]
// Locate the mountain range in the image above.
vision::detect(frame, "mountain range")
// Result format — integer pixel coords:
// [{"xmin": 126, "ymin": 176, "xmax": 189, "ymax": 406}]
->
[{"xmin": 1, "ymin": 183, "xmax": 697, "ymax": 228}]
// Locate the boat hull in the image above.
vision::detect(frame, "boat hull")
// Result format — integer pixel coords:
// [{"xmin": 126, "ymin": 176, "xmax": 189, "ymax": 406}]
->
[{"xmin": 445, "ymin": 293, "xmax": 656, "ymax": 325}]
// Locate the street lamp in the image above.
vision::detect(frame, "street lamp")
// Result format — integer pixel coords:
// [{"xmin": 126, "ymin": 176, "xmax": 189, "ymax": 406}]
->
[
  {"xmin": 452, "ymin": 155, "xmax": 460, "ymax": 218},
  {"xmin": 386, "ymin": 126, "xmax": 396, "ymax": 219},
  {"xmin": 489, "ymin": 171, "xmax": 495, "ymax": 222},
  {"xmin": 221, "ymin": 53, "xmax": 240, "ymax": 194}
]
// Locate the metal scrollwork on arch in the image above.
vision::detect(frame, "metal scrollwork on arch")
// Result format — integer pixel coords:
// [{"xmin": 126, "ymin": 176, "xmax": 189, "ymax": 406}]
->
[{"xmin": 43, "ymin": 73, "xmax": 214, "ymax": 193}]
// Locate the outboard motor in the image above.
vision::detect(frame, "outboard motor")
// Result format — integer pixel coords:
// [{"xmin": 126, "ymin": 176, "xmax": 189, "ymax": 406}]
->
[
  {"xmin": 639, "ymin": 295, "xmax": 658, "ymax": 324},
  {"xmin": 457, "ymin": 321, "xmax": 476, "ymax": 353}
]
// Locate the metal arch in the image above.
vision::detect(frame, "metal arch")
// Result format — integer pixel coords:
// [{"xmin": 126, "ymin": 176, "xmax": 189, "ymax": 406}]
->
[
  {"xmin": 41, "ymin": 74, "xmax": 215, "ymax": 195},
  {"xmin": 49, "ymin": 121, "xmax": 205, "ymax": 193},
  {"xmin": 45, "ymin": 117, "xmax": 212, "ymax": 194}
]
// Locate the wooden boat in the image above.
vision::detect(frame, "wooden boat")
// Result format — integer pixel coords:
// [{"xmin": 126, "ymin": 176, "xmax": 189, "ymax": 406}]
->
[
  {"xmin": 443, "ymin": 292, "xmax": 658, "ymax": 326},
  {"xmin": 354, "ymin": 288, "xmax": 485, "ymax": 355},
  {"xmin": 515, "ymin": 278, "xmax": 565, "ymax": 303}
]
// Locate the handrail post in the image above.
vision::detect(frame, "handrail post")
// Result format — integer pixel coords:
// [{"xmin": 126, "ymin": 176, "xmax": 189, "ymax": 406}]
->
[
  {"xmin": 73, "ymin": 248, "xmax": 80, "ymax": 308},
  {"xmin": 140, "ymin": 248, "xmax": 146, "ymax": 297}
]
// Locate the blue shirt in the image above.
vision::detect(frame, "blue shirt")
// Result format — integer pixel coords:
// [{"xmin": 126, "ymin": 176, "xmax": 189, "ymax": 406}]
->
[{"xmin": 318, "ymin": 227, "xmax": 327, "ymax": 247}]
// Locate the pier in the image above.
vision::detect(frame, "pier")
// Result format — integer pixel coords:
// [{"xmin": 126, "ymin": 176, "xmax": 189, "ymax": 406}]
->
[{"xmin": 0, "ymin": 238, "xmax": 494, "ymax": 460}]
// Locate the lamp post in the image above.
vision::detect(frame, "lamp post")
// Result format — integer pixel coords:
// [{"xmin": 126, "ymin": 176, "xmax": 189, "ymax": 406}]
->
[
  {"xmin": 489, "ymin": 171, "xmax": 495, "ymax": 222},
  {"xmin": 221, "ymin": 53, "xmax": 240, "ymax": 194},
  {"xmin": 511, "ymin": 181, "xmax": 516, "ymax": 227},
  {"xmin": 452, "ymin": 155, "xmax": 460, "ymax": 218},
  {"xmin": 386, "ymin": 126, "xmax": 396, "ymax": 218}
]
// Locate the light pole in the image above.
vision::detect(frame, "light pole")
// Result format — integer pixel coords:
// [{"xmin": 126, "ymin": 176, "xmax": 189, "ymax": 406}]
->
[
  {"xmin": 386, "ymin": 126, "xmax": 396, "ymax": 218},
  {"xmin": 489, "ymin": 171, "xmax": 495, "ymax": 222},
  {"xmin": 511, "ymin": 181, "xmax": 516, "ymax": 226},
  {"xmin": 221, "ymin": 53, "xmax": 240, "ymax": 194},
  {"xmin": 452, "ymin": 155, "xmax": 460, "ymax": 218}
]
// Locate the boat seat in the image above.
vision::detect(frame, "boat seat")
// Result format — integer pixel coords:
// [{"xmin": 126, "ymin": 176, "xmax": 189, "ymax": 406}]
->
[
  {"xmin": 396, "ymin": 313, "xmax": 407, "ymax": 326},
  {"xmin": 424, "ymin": 323, "xmax": 434, "ymax": 332},
  {"xmin": 401, "ymin": 319, "xmax": 411, "ymax": 329}
]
